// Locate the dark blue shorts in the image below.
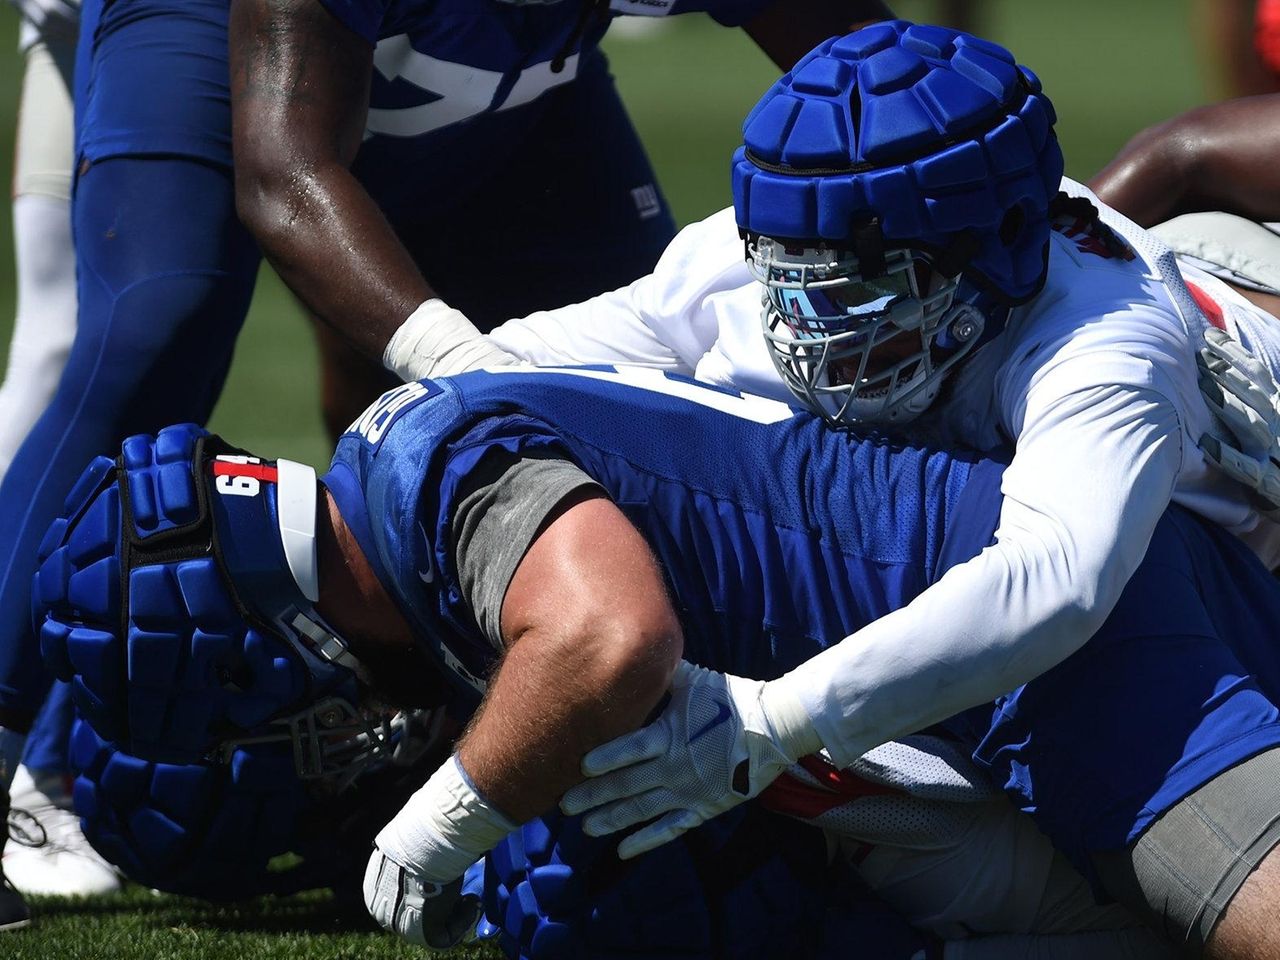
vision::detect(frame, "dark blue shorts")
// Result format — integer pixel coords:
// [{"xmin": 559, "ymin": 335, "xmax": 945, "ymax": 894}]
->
[
  {"xmin": 77, "ymin": 0, "xmax": 237, "ymax": 167},
  {"xmin": 959, "ymin": 506, "xmax": 1280, "ymax": 878}
]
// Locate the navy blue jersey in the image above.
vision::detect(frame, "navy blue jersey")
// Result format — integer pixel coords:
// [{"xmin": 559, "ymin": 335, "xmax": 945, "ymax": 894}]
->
[
  {"xmin": 324, "ymin": 0, "xmax": 771, "ymax": 147},
  {"xmin": 327, "ymin": 0, "xmax": 772, "ymax": 215},
  {"xmin": 324, "ymin": 367, "xmax": 1006, "ymax": 706}
]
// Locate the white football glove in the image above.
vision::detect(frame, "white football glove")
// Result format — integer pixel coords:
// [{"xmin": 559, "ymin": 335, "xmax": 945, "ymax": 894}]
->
[
  {"xmin": 363, "ymin": 844, "xmax": 482, "ymax": 951},
  {"xmin": 1196, "ymin": 327, "xmax": 1280, "ymax": 518},
  {"xmin": 10, "ymin": 0, "xmax": 79, "ymax": 40},
  {"xmin": 560, "ymin": 660, "xmax": 817, "ymax": 860}
]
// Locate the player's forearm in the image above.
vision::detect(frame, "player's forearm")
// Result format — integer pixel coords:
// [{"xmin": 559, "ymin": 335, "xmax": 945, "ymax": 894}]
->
[
  {"xmin": 774, "ymin": 384, "xmax": 1183, "ymax": 766},
  {"xmin": 236, "ymin": 161, "xmax": 433, "ymax": 359},
  {"xmin": 230, "ymin": 0, "xmax": 431, "ymax": 361},
  {"xmin": 458, "ymin": 611, "xmax": 680, "ymax": 824},
  {"xmin": 1091, "ymin": 96, "xmax": 1280, "ymax": 227},
  {"xmin": 489, "ymin": 286, "xmax": 687, "ymax": 370}
]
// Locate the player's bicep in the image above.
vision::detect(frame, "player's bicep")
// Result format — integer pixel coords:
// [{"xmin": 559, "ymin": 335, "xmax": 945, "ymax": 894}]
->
[
  {"xmin": 229, "ymin": 0, "xmax": 372, "ymax": 177},
  {"xmin": 500, "ymin": 493, "xmax": 683, "ymax": 664}
]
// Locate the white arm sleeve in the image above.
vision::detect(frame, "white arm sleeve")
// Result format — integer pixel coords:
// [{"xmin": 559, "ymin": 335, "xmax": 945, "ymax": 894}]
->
[
  {"xmin": 489, "ymin": 207, "xmax": 751, "ymax": 372},
  {"xmin": 488, "ymin": 283, "xmax": 689, "ymax": 370},
  {"xmin": 770, "ymin": 369, "xmax": 1184, "ymax": 768}
]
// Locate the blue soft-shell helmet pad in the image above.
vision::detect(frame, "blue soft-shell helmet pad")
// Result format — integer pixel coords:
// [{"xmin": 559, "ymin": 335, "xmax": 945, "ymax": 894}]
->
[
  {"xmin": 33, "ymin": 424, "xmax": 357, "ymax": 765},
  {"xmin": 732, "ymin": 20, "xmax": 1065, "ymax": 305}
]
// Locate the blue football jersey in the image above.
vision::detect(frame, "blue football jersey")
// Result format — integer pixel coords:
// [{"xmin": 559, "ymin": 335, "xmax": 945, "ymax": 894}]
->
[
  {"xmin": 322, "ymin": 0, "xmax": 773, "ymax": 148},
  {"xmin": 325, "ymin": 367, "xmax": 1007, "ymax": 706},
  {"xmin": 323, "ymin": 0, "xmax": 774, "ymax": 216}
]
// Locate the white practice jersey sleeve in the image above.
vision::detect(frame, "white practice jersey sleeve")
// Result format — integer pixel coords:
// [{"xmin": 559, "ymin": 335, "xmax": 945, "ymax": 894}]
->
[
  {"xmin": 495, "ymin": 180, "xmax": 1275, "ymax": 769},
  {"xmin": 772, "ymin": 367, "xmax": 1183, "ymax": 767},
  {"xmin": 489, "ymin": 208, "xmax": 788, "ymax": 401}
]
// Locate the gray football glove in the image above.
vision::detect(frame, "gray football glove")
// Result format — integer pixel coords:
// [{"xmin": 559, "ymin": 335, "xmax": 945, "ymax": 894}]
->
[
  {"xmin": 1196, "ymin": 327, "xmax": 1280, "ymax": 518},
  {"xmin": 363, "ymin": 845, "xmax": 481, "ymax": 951}
]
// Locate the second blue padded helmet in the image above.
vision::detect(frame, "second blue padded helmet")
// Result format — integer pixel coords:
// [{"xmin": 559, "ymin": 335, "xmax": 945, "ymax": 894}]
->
[{"xmin": 33, "ymin": 424, "xmax": 391, "ymax": 781}]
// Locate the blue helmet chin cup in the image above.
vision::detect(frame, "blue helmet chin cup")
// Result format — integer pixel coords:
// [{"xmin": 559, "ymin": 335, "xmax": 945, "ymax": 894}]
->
[{"xmin": 33, "ymin": 423, "xmax": 390, "ymax": 784}]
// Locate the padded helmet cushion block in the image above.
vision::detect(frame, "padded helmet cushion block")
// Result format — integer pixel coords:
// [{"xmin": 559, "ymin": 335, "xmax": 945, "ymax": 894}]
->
[
  {"xmin": 481, "ymin": 807, "xmax": 887, "ymax": 960},
  {"xmin": 34, "ymin": 424, "xmax": 307, "ymax": 763},
  {"xmin": 732, "ymin": 20, "xmax": 1064, "ymax": 303},
  {"xmin": 70, "ymin": 718, "xmax": 309, "ymax": 899}
]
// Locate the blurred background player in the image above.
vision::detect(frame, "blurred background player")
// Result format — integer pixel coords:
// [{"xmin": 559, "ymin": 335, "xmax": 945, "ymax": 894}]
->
[
  {"xmin": 1192, "ymin": 0, "xmax": 1280, "ymax": 98},
  {"xmin": 1, "ymin": 0, "xmax": 120, "ymax": 925},
  {"xmin": 0, "ymin": 0, "xmax": 890, "ymax": 902},
  {"xmin": 228, "ymin": 0, "xmax": 889, "ymax": 434}
]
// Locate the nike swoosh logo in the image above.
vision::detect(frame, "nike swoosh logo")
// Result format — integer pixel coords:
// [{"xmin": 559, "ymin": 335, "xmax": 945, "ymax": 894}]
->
[
  {"xmin": 688, "ymin": 701, "xmax": 732, "ymax": 745},
  {"xmin": 418, "ymin": 566, "xmax": 434, "ymax": 584}
]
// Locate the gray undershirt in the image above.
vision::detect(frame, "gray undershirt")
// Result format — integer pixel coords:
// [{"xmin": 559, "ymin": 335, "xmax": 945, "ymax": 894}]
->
[{"xmin": 451, "ymin": 448, "xmax": 602, "ymax": 650}]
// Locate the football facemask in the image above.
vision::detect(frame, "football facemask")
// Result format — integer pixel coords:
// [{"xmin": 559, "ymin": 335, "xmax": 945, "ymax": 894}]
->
[{"xmin": 749, "ymin": 235, "xmax": 987, "ymax": 426}]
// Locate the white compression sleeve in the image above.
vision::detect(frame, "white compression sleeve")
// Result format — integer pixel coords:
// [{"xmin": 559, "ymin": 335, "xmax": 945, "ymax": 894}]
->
[
  {"xmin": 770, "ymin": 380, "xmax": 1183, "ymax": 768},
  {"xmin": 0, "ymin": 194, "xmax": 77, "ymax": 483},
  {"xmin": 382, "ymin": 300, "xmax": 521, "ymax": 383},
  {"xmin": 374, "ymin": 754, "xmax": 517, "ymax": 884}
]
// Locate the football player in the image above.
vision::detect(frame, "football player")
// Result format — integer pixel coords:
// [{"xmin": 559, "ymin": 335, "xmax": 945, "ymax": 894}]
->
[
  {"xmin": 33, "ymin": 366, "xmax": 1280, "ymax": 957},
  {"xmin": 425, "ymin": 25, "xmax": 1280, "ymax": 955},
  {"xmin": 0, "ymin": 0, "xmax": 888, "ymax": 900}
]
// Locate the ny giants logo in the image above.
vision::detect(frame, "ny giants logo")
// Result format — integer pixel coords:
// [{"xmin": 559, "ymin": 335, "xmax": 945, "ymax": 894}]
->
[{"xmin": 212, "ymin": 455, "xmax": 277, "ymax": 498}]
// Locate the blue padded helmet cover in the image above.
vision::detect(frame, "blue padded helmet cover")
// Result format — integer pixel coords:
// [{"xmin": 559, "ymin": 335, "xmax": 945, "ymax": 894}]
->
[
  {"xmin": 33, "ymin": 423, "xmax": 357, "ymax": 764},
  {"xmin": 732, "ymin": 20, "xmax": 1064, "ymax": 303}
]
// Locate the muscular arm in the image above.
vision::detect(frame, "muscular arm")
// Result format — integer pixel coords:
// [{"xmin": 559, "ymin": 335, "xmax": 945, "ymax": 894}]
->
[
  {"xmin": 229, "ymin": 0, "xmax": 433, "ymax": 360},
  {"xmin": 1090, "ymin": 94, "xmax": 1280, "ymax": 227},
  {"xmin": 458, "ymin": 492, "xmax": 683, "ymax": 823},
  {"xmin": 743, "ymin": 0, "xmax": 891, "ymax": 71}
]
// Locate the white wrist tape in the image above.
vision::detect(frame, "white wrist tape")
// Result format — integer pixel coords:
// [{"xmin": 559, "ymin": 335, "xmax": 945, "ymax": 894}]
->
[
  {"xmin": 382, "ymin": 300, "xmax": 521, "ymax": 383},
  {"xmin": 374, "ymin": 754, "xmax": 517, "ymax": 885}
]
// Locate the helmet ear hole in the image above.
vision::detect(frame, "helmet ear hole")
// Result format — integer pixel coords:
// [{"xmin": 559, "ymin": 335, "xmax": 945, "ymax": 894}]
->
[{"xmin": 998, "ymin": 205, "xmax": 1026, "ymax": 247}]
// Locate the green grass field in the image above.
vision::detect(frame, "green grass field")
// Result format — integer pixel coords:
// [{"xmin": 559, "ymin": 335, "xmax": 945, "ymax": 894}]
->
[{"xmin": 0, "ymin": 2, "xmax": 1212, "ymax": 956}]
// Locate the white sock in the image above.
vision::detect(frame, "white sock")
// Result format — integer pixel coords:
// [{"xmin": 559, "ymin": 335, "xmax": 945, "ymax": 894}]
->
[{"xmin": 0, "ymin": 193, "xmax": 77, "ymax": 483}]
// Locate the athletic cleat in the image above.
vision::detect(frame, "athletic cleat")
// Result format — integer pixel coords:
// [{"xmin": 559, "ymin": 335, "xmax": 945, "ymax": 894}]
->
[
  {"xmin": 0, "ymin": 780, "xmax": 31, "ymax": 931},
  {"xmin": 4, "ymin": 766, "xmax": 121, "ymax": 898}
]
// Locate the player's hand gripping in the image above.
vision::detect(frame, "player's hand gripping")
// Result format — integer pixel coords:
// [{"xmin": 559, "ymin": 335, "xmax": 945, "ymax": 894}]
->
[
  {"xmin": 1196, "ymin": 327, "xmax": 1280, "ymax": 517},
  {"xmin": 363, "ymin": 845, "xmax": 482, "ymax": 951},
  {"xmin": 560, "ymin": 660, "xmax": 817, "ymax": 859}
]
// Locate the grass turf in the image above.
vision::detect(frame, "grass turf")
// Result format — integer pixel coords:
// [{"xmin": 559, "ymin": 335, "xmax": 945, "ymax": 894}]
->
[{"xmin": 0, "ymin": 1, "xmax": 1210, "ymax": 954}]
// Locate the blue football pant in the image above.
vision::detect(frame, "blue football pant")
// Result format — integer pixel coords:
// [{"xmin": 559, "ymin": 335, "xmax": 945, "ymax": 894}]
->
[{"xmin": 0, "ymin": 155, "xmax": 260, "ymax": 725}]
